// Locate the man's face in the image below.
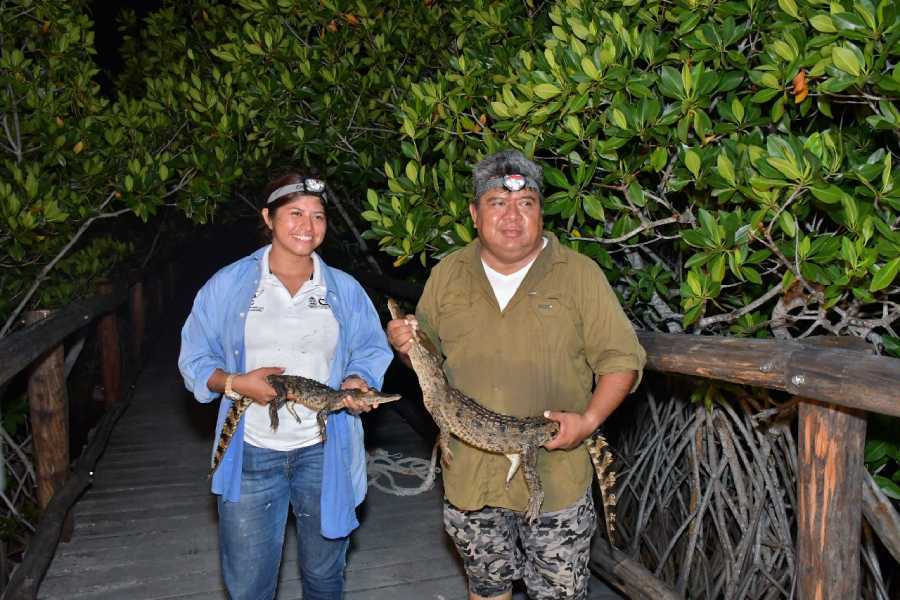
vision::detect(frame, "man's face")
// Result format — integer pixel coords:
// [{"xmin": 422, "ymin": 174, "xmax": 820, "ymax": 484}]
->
[{"xmin": 469, "ymin": 188, "xmax": 543, "ymax": 271}]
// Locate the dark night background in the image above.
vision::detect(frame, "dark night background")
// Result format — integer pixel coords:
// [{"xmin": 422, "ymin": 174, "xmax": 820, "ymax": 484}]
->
[{"xmin": 90, "ymin": 0, "xmax": 162, "ymax": 92}]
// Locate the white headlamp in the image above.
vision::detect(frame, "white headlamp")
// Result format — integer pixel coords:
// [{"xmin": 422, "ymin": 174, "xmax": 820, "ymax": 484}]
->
[
  {"xmin": 479, "ymin": 173, "xmax": 540, "ymax": 195},
  {"xmin": 266, "ymin": 178, "xmax": 327, "ymax": 205}
]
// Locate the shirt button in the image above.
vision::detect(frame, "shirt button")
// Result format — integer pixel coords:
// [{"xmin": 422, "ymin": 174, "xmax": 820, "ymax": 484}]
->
[
  {"xmin": 239, "ymin": 312, "xmax": 245, "ymax": 318},
  {"xmin": 234, "ymin": 350, "xmax": 239, "ymax": 355}
]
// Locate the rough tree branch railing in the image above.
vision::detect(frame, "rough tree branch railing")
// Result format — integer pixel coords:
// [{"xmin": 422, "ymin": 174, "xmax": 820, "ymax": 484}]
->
[
  {"xmin": 360, "ymin": 273, "xmax": 900, "ymax": 600},
  {"xmin": 0, "ymin": 265, "xmax": 177, "ymax": 600}
]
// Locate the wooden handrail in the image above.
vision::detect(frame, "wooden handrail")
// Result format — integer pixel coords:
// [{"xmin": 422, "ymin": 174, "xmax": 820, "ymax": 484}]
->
[
  {"xmin": 0, "ymin": 284, "xmax": 128, "ymax": 387},
  {"xmin": 637, "ymin": 332, "xmax": 900, "ymax": 417},
  {"xmin": 0, "ymin": 266, "xmax": 173, "ymax": 599}
]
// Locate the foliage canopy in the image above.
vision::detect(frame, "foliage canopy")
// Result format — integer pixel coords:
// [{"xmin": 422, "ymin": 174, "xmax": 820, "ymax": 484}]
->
[{"xmin": 3, "ymin": 0, "xmax": 898, "ymax": 346}]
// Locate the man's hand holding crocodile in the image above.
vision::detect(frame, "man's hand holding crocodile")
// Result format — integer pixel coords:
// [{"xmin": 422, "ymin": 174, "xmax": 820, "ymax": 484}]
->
[
  {"xmin": 544, "ymin": 370, "xmax": 636, "ymax": 450},
  {"xmin": 386, "ymin": 315, "xmax": 416, "ymax": 368}
]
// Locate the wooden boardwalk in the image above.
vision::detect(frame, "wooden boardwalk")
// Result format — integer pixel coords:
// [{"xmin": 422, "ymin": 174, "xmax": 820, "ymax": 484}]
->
[{"xmin": 39, "ymin": 310, "xmax": 621, "ymax": 599}]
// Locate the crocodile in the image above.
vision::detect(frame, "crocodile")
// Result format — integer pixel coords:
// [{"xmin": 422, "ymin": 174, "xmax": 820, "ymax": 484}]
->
[
  {"xmin": 388, "ymin": 298, "xmax": 618, "ymax": 538},
  {"xmin": 209, "ymin": 374, "xmax": 401, "ymax": 477}
]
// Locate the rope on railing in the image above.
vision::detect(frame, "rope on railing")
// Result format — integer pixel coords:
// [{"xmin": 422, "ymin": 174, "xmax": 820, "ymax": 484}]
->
[{"xmin": 366, "ymin": 443, "xmax": 439, "ymax": 496}]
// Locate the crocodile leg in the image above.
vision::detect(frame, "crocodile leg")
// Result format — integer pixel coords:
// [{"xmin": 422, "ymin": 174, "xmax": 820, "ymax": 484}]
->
[
  {"xmin": 268, "ymin": 377, "xmax": 288, "ymax": 431},
  {"xmin": 520, "ymin": 445, "xmax": 544, "ymax": 522},
  {"xmin": 504, "ymin": 453, "xmax": 521, "ymax": 487},
  {"xmin": 285, "ymin": 400, "xmax": 304, "ymax": 426},
  {"xmin": 316, "ymin": 410, "xmax": 328, "ymax": 443},
  {"xmin": 439, "ymin": 429, "xmax": 454, "ymax": 467}
]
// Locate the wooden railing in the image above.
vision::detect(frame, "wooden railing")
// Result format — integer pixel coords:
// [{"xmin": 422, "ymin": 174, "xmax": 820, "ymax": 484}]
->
[
  {"xmin": 0, "ymin": 264, "xmax": 177, "ymax": 600},
  {"xmin": 358, "ymin": 273, "xmax": 900, "ymax": 600}
]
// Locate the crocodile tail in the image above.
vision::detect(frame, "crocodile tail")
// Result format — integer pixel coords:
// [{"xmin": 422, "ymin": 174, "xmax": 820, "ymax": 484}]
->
[
  {"xmin": 587, "ymin": 432, "xmax": 618, "ymax": 546},
  {"xmin": 209, "ymin": 397, "xmax": 253, "ymax": 478}
]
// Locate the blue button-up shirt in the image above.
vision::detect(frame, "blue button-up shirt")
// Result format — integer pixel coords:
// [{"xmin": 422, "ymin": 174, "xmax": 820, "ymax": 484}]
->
[{"xmin": 178, "ymin": 246, "xmax": 392, "ymax": 538}]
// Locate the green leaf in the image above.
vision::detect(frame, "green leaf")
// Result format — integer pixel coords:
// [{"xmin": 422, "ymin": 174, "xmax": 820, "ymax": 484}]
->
[
  {"xmin": 543, "ymin": 166, "xmax": 569, "ymax": 188},
  {"xmin": 865, "ymin": 440, "xmax": 890, "ymax": 463},
  {"xmin": 454, "ymin": 222, "xmax": 472, "ymax": 243},
  {"xmin": 582, "ymin": 195, "xmax": 605, "ymax": 220},
  {"xmin": 533, "ymin": 83, "xmax": 562, "ymax": 100},
  {"xmin": 874, "ymin": 476, "xmax": 900, "ymax": 500},
  {"xmin": 405, "ymin": 161, "xmax": 418, "ymax": 183},
  {"xmin": 490, "ymin": 101, "xmax": 510, "ymax": 118},
  {"xmin": 611, "ymin": 108, "xmax": 628, "ymax": 130},
  {"xmin": 580, "ymin": 57, "xmax": 600, "ymax": 80},
  {"xmin": 810, "ymin": 185, "xmax": 846, "ymax": 204},
  {"xmin": 779, "ymin": 212, "xmax": 797, "ymax": 238},
  {"xmin": 870, "ymin": 256, "xmax": 900, "ymax": 292},
  {"xmin": 626, "ymin": 182, "xmax": 646, "ymax": 207},
  {"xmin": 778, "ymin": 0, "xmax": 800, "ymax": 19},
  {"xmin": 767, "ymin": 157, "xmax": 803, "ymax": 180},
  {"xmin": 809, "ymin": 14, "xmax": 837, "ymax": 32},
  {"xmin": 731, "ymin": 98, "xmax": 745, "ymax": 122},
  {"xmin": 687, "ymin": 270, "xmax": 703, "ymax": 296},
  {"xmin": 832, "ymin": 47, "xmax": 862, "ymax": 77},
  {"xmin": 650, "ymin": 147, "xmax": 668, "ymax": 171},
  {"xmin": 685, "ymin": 149, "xmax": 701, "ymax": 177},
  {"xmin": 366, "ymin": 189, "xmax": 379, "ymax": 211},
  {"xmin": 771, "ymin": 41, "xmax": 796, "ymax": 62},
  {"xmin": 717, "ymin": 153, "xmax": 736, "ymax": 186}
]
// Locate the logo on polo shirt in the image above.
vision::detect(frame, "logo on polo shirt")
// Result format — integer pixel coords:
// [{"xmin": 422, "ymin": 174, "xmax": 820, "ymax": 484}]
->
[
  {"xmin": 248, "ymin": 288, "xmax": 265, "ymax": 312},
  {"xmin": 308, "ymin": 295, "xmax": 330, "ymax": 309}
]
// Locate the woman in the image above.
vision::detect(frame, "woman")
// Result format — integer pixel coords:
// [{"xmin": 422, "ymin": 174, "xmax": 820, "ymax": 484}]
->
[{"xmin": 178, "ymin": 172, "xmax": 392, "ymax": 600}]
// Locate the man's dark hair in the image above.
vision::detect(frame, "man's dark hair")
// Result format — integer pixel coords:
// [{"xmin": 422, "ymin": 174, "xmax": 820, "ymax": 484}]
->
[{"xmin": 472, "ymin": 149, "xmax": 543, "ymax": 205}]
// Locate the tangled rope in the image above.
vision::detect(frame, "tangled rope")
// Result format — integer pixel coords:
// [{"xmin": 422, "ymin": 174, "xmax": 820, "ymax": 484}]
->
[{"xmin": 366, "ymin": 442, "xmax": 439, "ymax": 496}]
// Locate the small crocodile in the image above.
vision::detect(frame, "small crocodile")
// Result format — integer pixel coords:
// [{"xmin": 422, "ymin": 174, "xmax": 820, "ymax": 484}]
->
[
  {"xmin": 388, "ymin": 298, "xmax": 618, "ymax": 538},
  {"xmin": 209, "ymin": 374, "xmax": 401, "ymax": 477}
]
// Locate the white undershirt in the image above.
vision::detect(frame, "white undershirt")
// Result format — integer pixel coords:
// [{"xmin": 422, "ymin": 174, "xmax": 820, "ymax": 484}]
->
[
  {"xmin": 242, "ymin": 249, "xmax": 339, "ymax": 450},
  {"xmin": 482, "ymin": 237, "xmax": 548, "ymax": 311}
]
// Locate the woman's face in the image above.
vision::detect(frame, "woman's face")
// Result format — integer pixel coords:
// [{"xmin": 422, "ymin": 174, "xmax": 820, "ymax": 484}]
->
[{"xmin": 262, "ymin": 194, "xmax": 326, "ymax": 260}]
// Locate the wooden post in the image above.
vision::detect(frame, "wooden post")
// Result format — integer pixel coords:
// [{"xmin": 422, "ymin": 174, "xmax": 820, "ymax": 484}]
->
[
  {"xmin": 129, "ymin": 281, "xmax": 145, "ymax": 364},
  {"xmin": 797, "ymin": 395, "xmax": 866, "ymax": 600},
  {"xmin": 24, "ymin": 310, "xmax": 73, "ymax": 541},
  {"xmin": 96, "ymin": 283, "xmax": 121, "ymax": 409}
]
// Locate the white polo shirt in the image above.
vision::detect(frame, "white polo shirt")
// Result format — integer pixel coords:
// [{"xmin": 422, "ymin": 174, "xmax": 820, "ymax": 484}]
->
[{"xmin": 242, "ymin": 249, "xmax": 339, "ymax": 450}]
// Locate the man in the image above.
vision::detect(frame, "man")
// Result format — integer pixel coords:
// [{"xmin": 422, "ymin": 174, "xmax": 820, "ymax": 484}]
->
[{"xmin": 386, "ymin": 149, "xmax": 645, "ymax": 600}]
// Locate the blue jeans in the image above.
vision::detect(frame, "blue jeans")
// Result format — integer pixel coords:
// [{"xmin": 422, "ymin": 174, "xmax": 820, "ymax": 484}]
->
[{"xmin": 217, "ymin": 442, "xmax": 349, "ymax": 600}]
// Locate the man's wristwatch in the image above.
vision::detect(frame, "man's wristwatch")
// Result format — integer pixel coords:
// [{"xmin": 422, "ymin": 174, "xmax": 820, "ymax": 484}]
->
[{"xmin": 224, "ymin": 373, "xmax": 242, "ymax": 400}]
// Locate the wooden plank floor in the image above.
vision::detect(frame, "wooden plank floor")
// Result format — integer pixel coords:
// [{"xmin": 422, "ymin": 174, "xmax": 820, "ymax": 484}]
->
[{"xmin": 40, "ymin": 321, "xmax": 622, "ymax": 599}]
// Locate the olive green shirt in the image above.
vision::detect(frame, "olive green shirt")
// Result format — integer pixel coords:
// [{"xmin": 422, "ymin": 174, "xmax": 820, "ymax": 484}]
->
[{"xmin": 416, "ymin": 232, "xmax": 646, "ymax": 513}]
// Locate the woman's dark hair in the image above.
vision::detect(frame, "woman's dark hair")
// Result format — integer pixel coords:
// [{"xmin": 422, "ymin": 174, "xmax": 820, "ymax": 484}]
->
[{"xmin": 260, "ymin": 171, "xmax": 327, "ymax": 215}]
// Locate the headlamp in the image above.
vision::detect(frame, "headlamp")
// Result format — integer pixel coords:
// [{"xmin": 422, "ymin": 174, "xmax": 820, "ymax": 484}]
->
[
  {"xmin": 480, "ymin": 173, "xmax": 540, "ymax": 195},
  {"xmin": 266, "ymin": 178, "xmax": 327, "ymax": 205},
  {"xmin": 502, "ymin": 174, "xmax": 526, "ymax": 191}
]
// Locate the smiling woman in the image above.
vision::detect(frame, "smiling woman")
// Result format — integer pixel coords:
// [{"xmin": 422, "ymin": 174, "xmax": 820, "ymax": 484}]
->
[
  {"xmin": 261, "ymin": 174, "xmax": 329, "ymax": 293},
  {"xmin": 178, "ymin": 170, "xmax": 393, "ymax": 600}
]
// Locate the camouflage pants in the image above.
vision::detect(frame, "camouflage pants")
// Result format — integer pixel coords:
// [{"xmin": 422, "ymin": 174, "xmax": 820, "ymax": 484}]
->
[{"xmin": 443, "ymin": 491, "xmax": 596, "ymax": 599}]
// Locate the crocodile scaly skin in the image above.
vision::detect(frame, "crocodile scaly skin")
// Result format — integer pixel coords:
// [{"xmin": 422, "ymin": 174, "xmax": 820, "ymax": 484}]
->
[{"xmin": 208, "ymin": 374, "xmax": 400, "ymax": 477}]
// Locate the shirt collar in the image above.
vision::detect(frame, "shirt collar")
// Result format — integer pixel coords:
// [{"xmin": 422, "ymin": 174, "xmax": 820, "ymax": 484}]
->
[{"xmin": 259, "ymin": 245, "xmax": 325, "ymax": 291}]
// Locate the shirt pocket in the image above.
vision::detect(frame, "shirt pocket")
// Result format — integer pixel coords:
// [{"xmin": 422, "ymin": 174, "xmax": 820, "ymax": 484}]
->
[
  {"xmin": 436, "ymin": 292, "xmax": 478, "ymax": 353},
  {"xmin": 531, "ymin": 294, "xmax": 583, "ymax": 361}
]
